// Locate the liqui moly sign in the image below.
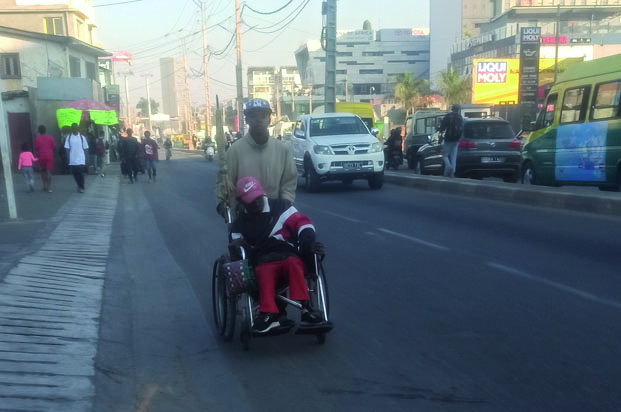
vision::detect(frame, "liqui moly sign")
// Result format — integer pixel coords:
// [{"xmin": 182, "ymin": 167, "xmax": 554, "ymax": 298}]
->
[{"xmin": 477, "ymin": 62, "xmax": 508, "ymax": 83}]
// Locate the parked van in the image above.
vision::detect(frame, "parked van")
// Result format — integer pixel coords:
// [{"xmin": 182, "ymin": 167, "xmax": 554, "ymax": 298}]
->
[{"xmin": 521, "ymin": 54, "xmax": 621, "ymax": 191}]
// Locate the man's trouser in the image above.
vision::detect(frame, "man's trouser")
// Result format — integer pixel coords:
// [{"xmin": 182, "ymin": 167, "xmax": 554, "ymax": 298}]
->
[
  {"xmin": 442, "ymin": 141, "xmax": 459, "ymax": 177},
  {"xmin": 70, "ymin": 165, "xmax": 86, "ymax": 189},
  {"xmin": 254, "ymin": 257, "xmax": 309, "ymax": 313}
]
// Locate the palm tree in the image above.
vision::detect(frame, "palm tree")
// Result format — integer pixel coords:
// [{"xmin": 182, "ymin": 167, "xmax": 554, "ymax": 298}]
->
[
  {"xmin": 437, "ymin": 66, "xmax": 471, "ymax": 106},
  {"xmin": 394, "ymin": 73, "xmax": 426, "ymax": 115}
]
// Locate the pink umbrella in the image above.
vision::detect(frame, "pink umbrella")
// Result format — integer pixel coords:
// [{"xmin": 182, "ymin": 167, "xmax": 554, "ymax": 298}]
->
[{"xmin": 61, "ymin": 99, "xmax": 114, "ymax": 111}]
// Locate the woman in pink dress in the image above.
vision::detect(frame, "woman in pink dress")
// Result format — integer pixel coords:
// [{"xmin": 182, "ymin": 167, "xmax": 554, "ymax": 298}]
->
[{"xmin": 33, "ymin": 125, "xmax": 56, "ymax": 192}]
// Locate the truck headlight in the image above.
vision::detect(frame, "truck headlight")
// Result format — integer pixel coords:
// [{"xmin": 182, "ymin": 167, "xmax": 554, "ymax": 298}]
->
[
  {"xmin": 313, "ymin": 145, "xmax": 333, "ymax": 155},
  {"xmin": 368, "ymin": 142, "xmax": 382, "ymax": 153}
]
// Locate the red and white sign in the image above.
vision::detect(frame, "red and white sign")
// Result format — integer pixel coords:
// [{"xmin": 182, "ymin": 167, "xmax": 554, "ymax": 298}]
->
[{"xmin": 476, "ymin": 61, "xmax": 508, "ymax": 83}]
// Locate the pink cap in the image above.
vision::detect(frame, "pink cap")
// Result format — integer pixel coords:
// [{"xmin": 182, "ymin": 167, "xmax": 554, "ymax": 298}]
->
[{"xmin": 236, "ymin": 176, "xmax": 265, "ymax": 204}]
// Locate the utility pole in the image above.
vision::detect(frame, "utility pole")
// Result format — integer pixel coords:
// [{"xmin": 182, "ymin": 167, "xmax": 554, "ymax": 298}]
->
[
  {"xmin": 0, "ymin": 79, "xmax": 17, "ymax": 219},
  {"xmin": 291, "ymin": 81, "xmax": 295, "ymax": 114},
  {"xmin": 323, "ymin": 0, "xmax": 337, "ymax": 113},
  {"xmin": 123, "ymin": 73, "xmax": 131, "ymax": 127},
  {"xmin": 182, "ymin": 38, "xmax": 192, "ymax": 134},
  {"xmin": 195, "ymin": 0, "xmax": 212, "ymax": 138},
  {"xmin": 142, "ymin": 74, "xmax": 153, "ymax": 131},
  {"xmin": 554, "ymin": 4, "xmax": 561, "ymax": 83},
  {"xmin": 275, "ymin": 68, "xmax": 281, "ymax": 120},
  {"xmin": 235, "ymin": 0, "xmax": 244, "ymax": 134}
]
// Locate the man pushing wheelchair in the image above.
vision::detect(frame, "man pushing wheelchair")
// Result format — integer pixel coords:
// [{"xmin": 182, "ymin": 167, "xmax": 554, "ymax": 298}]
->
[{"xmin": 229, "ymin": 176, "xmax": 326, "ymax": 333}]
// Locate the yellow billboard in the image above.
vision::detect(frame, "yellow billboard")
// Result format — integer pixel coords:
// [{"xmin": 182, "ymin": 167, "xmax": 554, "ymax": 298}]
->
[{"xmin": 472, "ymin": 58, "xmax": 584, "ymax": 104}]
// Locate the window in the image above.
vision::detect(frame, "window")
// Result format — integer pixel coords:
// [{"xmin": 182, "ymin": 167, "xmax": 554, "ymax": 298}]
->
[
  {"xmin": 591, "ymin": 80, "xmax": 621, "ymax": 120},
  {"xmin": 359, "ymin": 69, "xmax": 383, "ymax": 75},
  {"xmin": 85, "ymin": 62, "xmax": 97, "ymax": 82},
  {"xmin": 69, "ymin": 56, "xmax": 81, "ymax": 77},
  {"xmin": 309, "ymin": 116, "xmax": 368, "ymax": 137},
  {"xmin": 353, "ymin": 83, "xmax": 381, "ymax": 94},
  {"xmin": 0, "ymin": 54, "xmax": 20, "ymax": 79},
  {"xmin": 464, "ymin": 122, "xmax": 514, "ymax": 140},
  {"xmin": 75, "ymin": 19, "xmax": 84, "ymax": 40},
  {"xmin": 405, "ymin": 117, "xmax": 412, "ymax": 135},
  {"xmin": 336, "ymin": 70, "xmax": 346, "ymax": 75},
  {"xmin": 536, "ymin": 93, "xmax": 557, "ymax": 129},
  {"xmin": 560, "ymin": 86, "xmax": 590, "ymax": 124},
  {"xmin": 294, "ymin": 120, "xmax": 305, "ymax": 138},
  {"xmin": 44, "ymin": 17, "xmax": 64, "ymax": 35}
]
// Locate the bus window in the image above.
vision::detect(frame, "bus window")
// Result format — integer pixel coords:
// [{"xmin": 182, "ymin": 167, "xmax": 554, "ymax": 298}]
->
[
  {"xmin": 560, "ymin": 86, "xmax": 591, "ymax": 124},
  {"xmin": 537, "ymin": 93, "xmax": 557, "ymax": 129},
  {"xmin": 592, "ymin": 80, "xmax": 621, "ymax": 120}
]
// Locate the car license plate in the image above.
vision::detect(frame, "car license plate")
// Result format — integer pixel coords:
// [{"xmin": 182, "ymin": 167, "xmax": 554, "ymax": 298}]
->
[
  {"xmin": 343, "ymin": 161, "xmax": 362, "ymax": 169},
  {"xmin": 481, "ymin": 156, "xmax": 505, "ymax": 163}
]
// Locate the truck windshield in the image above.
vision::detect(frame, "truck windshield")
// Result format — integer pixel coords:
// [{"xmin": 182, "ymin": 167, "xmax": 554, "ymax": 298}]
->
[
  {"xmin": 309, "ymin": 117, "xmax": 369, "ymax": 137},
  {"xmin": 464, "ymin": 122, "xmax": 514, "ymax": 139}
]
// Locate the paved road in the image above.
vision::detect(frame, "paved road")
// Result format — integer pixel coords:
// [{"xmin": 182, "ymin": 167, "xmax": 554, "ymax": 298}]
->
[{"xmin": 90, "ymin": 151, "xmax": 621, "ymax": 412}]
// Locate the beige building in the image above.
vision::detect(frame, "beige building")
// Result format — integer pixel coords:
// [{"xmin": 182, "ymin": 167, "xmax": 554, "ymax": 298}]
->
[
  {"xmin": 160, "ymin": 57, "xmax": 191, "ymax": 132},
  {"xmin": 0, "ymin": 0, "xmax": 98, "ymax": 45},
  {"xmin": 492, "ymin": 0, "xmax": 621, "ymax": 16}
]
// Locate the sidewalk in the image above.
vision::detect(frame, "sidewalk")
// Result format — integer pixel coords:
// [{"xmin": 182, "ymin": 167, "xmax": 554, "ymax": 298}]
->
[
  {"xmin": 0, "ymin": 165, "xmax": 120, "ymax": 275},
  {"xmin": 0, "ymin": 165, "xmax": 120, "ymax": 411}
]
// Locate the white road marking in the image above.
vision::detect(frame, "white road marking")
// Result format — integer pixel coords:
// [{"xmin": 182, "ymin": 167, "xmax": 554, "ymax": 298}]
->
[
  {"xmin": 322, "ymin": 210, "xmax": 362, "ymax": 223},
  {"xmin": 376, "ymin": 228, "xmax": 450, "ymax": 251},
  {"xmin": 0, "ymin": 175, "xmax": 119, "ymax": 410},
  {"xmin": 486, "ymin": 262, "xmax": 621, "ymax": 310}
]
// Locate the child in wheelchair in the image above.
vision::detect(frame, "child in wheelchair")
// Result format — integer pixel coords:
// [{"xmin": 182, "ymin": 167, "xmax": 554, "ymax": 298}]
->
[{"xmin": 229, "ymin": 176, "xmax": 325, "ymax": 333}]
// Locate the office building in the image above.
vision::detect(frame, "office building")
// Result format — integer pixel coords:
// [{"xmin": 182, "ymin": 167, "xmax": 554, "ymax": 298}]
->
[
  {"xmin": 295, "ymin": 28, "xmax": 430, "ymax": 104},
  {"xmin": 160, "ymin": 57, "xmax": 191, "ymax": 131}
]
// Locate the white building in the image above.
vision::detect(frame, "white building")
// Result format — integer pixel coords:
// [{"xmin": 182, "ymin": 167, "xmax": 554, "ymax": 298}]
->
[
  {"xmin": 294, "ymin": 28, "xmax": 430, "ymax": 104},
  {"xmin": 0, "ymin": 25, "xmax": 110, "ymax": 170}
]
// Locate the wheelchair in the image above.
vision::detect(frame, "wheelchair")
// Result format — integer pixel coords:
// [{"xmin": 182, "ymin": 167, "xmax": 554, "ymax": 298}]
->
[{"xmin": 212, "ymin": 208, "xmax": 333, "ymax": 351}]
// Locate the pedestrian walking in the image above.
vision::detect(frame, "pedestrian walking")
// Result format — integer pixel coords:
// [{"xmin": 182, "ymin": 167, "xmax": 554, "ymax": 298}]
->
[
  {"xmin": 438, "ymin": 104, "xmax": 464, "ymax": 178},
  {"xmin": 95, "ymin": 130, "xmax": 107, "ymax": 177},
  {"xmin": 118, "ymin": 128, "xmax": 140, "ymax": 183},
  {"xmin": 58, "ymin": 126, "xmax": 71, "ymax": 174},
  {"xmin": 87, "ymin": 132, "xmax": 97, "ymax": 174},
  {"xmin": 33, "ymin": 125, "xmax": 56, "ymax": 192},
  {"xmin": 18, "ymin": 143, "xmax": 38, "ymax": 192},
  {"xmin": 141, "ymin": 131, "xmax": 159, "ymax": 182},
  {"xmin": 216, "ymin": 98, "xmax": 297, "ymax": 218},
  {"xmin": 64, "ymin": 123, "xmax": 89, "ymax": 193}
]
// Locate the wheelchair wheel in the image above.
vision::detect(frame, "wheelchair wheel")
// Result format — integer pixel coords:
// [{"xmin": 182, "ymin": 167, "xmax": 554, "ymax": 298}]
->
[
  {"xmin": 212, "ymin": 255, "xmax": 236, "ymax": 341},
  {"xmin": 308, "ymin": 257, "xmax": 330, "ymax": 322}
]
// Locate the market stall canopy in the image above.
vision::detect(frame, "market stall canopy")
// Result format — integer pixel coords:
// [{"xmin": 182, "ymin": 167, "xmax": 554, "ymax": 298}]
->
[{"xmin": 57, "ymin": 99, "xmax": 118, "ymax": 127}]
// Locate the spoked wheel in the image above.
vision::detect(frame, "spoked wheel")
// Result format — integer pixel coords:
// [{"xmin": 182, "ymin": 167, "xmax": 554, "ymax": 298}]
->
[
  {"xmin": 240, "ymin": 319, "xmax": 251, "ymax": 351},
  {"xmin": 212, "ymin": 255, "xmax": 236, "ymax": 341}
]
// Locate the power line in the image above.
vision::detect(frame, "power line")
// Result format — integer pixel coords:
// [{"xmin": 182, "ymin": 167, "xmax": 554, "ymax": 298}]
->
[
  {"xmin": 94, "ymin": 0, "xmax": 143, "ymax": 7},
  {"xmin": 243, "ymin": 0, "xmax": 294, "ymax": 15},
  {"xmin": 242, "ymin": 0, "xmax": 309, "ymax": 34}
]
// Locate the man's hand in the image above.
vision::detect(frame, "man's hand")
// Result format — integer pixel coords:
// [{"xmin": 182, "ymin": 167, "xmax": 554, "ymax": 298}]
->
[
  {"xmin": 229, "ymin": 238, "xmax": 247, "ymax": 249},
  {"xmin": 310, "ymin": 242, "xmax": 326, "ymax": 257},
  {"xmin": 216, "ymin": 201, "xmax": 228, "ymax": 219}
]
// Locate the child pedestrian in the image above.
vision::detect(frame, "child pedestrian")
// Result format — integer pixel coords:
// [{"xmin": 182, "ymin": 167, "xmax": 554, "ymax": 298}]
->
[{"xmin": 18, "ymin": 143, "xmax": 38, "ymax": 192}]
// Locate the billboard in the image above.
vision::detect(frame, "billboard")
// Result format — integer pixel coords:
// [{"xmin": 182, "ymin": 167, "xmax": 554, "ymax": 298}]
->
[
  {"xmin": 473, "ymin": 57, "xmax": 584, "ymax": 105},
  {"xmin": 519, "ymin": 27, "xmax": 541, "ymax": 107},
  {"xmin": 473, "ymin": 59, "xmax": 520, "ymax": 105}
]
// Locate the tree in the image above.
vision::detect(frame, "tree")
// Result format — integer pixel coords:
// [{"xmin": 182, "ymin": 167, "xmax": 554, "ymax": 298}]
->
[
  {"xmin": 437, "ymin": 66, "xmax": 472, "ymax": 106},
  {"xmin": 136, "ymin": 98, "xmax": 159, "ymax": 117},
  {"xmin": 394, "ymin": 73, "xmax": 426, "ymax": 115}
]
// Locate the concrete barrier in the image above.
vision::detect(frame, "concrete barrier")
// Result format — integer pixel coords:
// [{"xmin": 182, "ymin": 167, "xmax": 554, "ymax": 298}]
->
[{"xmin": 384, "ymin": 172, "xmax": 621, "ymax": 217}]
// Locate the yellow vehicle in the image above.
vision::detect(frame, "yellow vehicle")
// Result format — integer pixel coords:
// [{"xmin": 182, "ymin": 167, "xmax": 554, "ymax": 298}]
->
[
  {"xmin": 522, "ymin": 54, "xmax": 621, "ymax": 191},
  {"xmin": 313, "ymin": 102, "xmax": 378, "ymax": 135}
]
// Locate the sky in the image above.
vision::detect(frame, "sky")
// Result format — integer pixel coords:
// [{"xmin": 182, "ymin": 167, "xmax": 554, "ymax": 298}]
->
[{"xmin": 95, "ymin": 0, "xmax": 429, "ymax": 111}]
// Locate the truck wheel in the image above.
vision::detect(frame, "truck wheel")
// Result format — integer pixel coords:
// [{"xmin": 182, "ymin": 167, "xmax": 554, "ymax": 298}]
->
[
  {"xmin": 407, "ymin": 152, "xmax": 415, "ymax": 169},
  {"xmin": 368, "ymin": 171, "xmax": 384, "ymax": 190},
  {"xmin": 305, "ymin": 163, "xmax": 321, "ymax": 192}
]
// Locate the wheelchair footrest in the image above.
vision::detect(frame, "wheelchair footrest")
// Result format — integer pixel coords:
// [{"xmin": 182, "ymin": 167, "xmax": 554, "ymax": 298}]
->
[
  {"xmin": 294, "ymin": 321, "xmax": 334, "ymax": 335},
  {"xmin": 251, "ymin": 321, "xmax": 295, "ymax": 338}
]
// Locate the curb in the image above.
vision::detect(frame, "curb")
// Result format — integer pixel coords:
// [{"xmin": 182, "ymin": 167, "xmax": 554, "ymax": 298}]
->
[{"xmin": 384, "ymin": 173, "xmax": 621, "ymax": 217}]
